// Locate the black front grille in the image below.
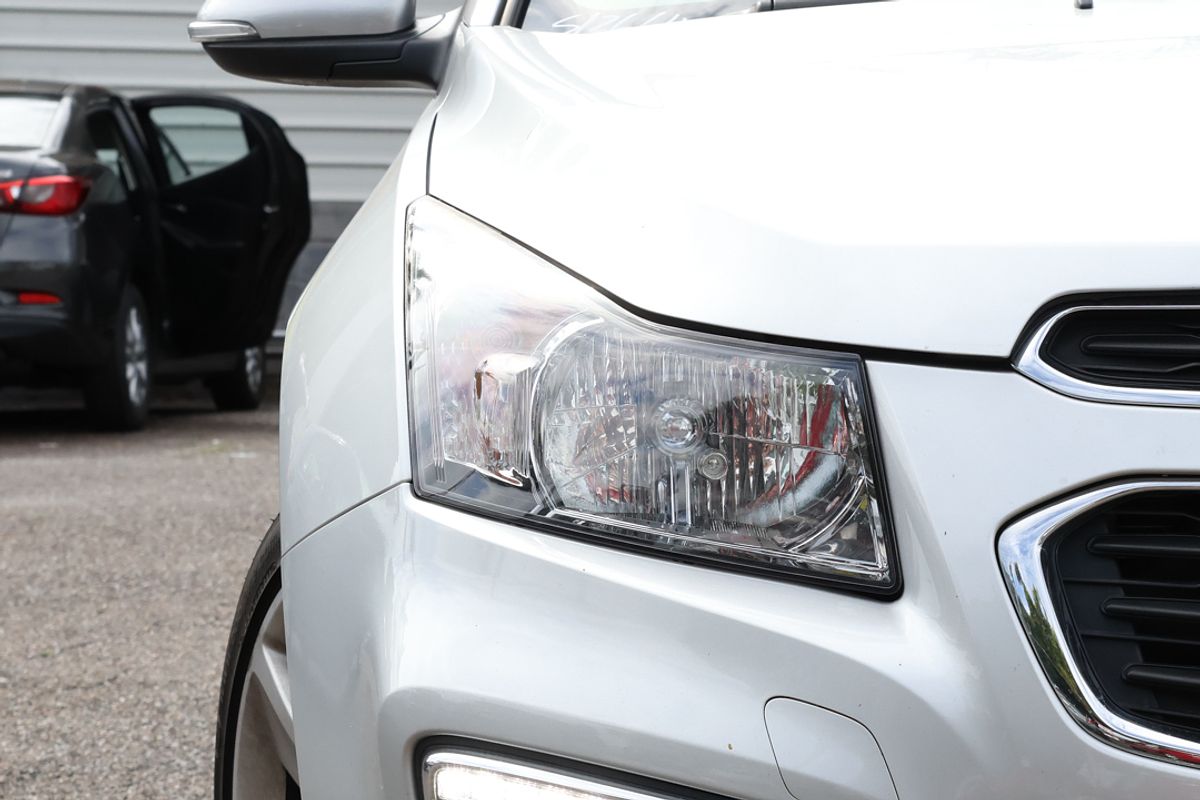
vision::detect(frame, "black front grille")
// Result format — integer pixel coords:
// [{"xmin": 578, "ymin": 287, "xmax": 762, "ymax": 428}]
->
[
  {"xmin": 1041, "ymin": 306, "xmax": 1200, "ymax": 391},
  {"xmin": 1048, "ymin": 490, "xmax": 1200, "ymax": 739}
]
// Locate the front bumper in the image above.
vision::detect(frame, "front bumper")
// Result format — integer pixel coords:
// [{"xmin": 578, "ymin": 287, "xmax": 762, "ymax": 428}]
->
[{"xmin": 281, "ymin": 361, "xmax": 1200, "ymax": 800}]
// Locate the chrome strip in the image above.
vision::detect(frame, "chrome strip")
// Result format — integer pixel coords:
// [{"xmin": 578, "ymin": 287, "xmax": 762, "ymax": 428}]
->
[
  {"xmin": 187, "ymin": 20, "xmax": 260, "ymax": 43},
  {"xmin": 998, "ymin": 479, "xmax": 1200, "ymax": 768},
  {"xmin": 423, "ymin": 751, "xmax": 674, "ymax": 800},
  {"xmin": 1015, "ymin": 304, "xmax": 1200, "ymax": 408}
]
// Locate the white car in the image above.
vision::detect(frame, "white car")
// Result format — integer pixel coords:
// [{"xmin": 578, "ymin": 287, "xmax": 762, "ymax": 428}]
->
[{"xmin": 191, "ymin": 0, "xmax": 1200, "ymax": 798}]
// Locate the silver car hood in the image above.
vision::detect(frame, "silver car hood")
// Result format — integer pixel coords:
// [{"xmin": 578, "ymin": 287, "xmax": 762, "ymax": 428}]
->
[{"xmin": 430, "ymin": 0, "xmax": 1200, "ymax": 357}]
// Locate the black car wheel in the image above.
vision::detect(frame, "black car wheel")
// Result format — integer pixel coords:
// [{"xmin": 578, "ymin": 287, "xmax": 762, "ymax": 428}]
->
[
  {"xmin": 208, "ymin": 344, "xmax": 267, "ymax": 411},
  {"xmin": 215, "ymin": 519, "xmax": 301, "ymax": 800},
  {"xmin": 85, "ymin": 286, "xmax": 151, "ymax": 431}
]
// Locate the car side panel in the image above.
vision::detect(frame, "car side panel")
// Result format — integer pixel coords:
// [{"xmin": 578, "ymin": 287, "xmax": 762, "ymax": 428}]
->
[
  {"xmin": 277, "ymin": 102, "xmax": 435, "ymax": 551},
  {"xmin": 77, "ymin": 161, "xmax": 141, "ymax": 346}
]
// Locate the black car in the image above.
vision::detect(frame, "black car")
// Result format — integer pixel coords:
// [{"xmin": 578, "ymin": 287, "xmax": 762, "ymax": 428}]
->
[{"xmin": 0, "ymin": 80, "xmax": 310, "ymax": 430}]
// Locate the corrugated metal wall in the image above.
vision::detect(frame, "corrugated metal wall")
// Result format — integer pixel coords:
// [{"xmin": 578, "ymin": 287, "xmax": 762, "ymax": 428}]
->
[{"xmin": 0, "ymin": 0, "xmax": 452, "ymax": 204}]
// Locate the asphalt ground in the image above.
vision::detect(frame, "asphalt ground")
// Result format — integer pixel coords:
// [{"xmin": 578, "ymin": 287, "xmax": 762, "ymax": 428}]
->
[{"xmin": 0, "ymin": 373, "xmax": 280, "ymax": 798}]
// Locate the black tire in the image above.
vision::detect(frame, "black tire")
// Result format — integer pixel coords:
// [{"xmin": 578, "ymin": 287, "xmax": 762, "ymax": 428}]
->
[
  {"xmin": 215, "ymin": 518, "xmax": 300, "ymax": 800},
  {"xmin": 85, "ymin": 286, "xmax": 150, "ymax": 431},
  {"xmin": 208, "ymin": 344, "xmax": 267, "ymax": 411}
]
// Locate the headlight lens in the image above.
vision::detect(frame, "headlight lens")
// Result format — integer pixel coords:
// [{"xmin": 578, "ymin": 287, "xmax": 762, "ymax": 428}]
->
[{"xmin": 405, "ymin": 198, "xmax": 897, "ymax": 593}]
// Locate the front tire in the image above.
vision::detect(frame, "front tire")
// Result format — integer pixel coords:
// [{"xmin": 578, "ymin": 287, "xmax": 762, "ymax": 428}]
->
[
  {"xmin": 208, "ymin": 345, "xmax": 267, "ymax": 411},
  {"xmin": 85, "ymin": 286, "xmax": 150, "ymax": 431},
  {"xmin": 215, "ymin": 519, "xmax": 301, "ymax": 800}
]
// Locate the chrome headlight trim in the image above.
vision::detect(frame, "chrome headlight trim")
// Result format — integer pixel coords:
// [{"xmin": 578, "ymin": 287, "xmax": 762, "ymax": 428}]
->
[
  {"xmin": 998, "ymin": 479, "xmax": 1200, "ymax": 769},
  {"xmin": 1015, "ymin": 304, "xmax": 1200, "ymax": 408}
]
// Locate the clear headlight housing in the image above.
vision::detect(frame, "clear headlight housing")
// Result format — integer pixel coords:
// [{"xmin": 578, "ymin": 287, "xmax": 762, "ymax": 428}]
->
[{"xmin": 405, "ymin": 198, "xmax": 898, "ymax": 594}]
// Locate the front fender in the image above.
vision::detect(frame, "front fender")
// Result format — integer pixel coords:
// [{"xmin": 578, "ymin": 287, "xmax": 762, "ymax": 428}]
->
[{"xmin": 277, "ymin": 105, "xmax": 433, "ymax": 551}]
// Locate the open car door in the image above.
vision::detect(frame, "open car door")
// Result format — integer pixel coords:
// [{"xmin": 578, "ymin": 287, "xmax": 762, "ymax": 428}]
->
[{"xmin": 131, "ymin": 95, "xmax": 309, "ymax": 355}]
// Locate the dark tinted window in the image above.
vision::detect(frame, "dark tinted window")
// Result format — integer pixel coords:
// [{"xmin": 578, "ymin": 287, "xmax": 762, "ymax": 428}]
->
[
  {"xmin": 147, "ymin": 106, "xmax": 250, "ymax": 186},
  {"xmin": 87, "ymin": 108, "xmax": 138, "ymax": 193},
  {"xmin": 0, "ymin": 95, "xmax": 62, "ymax": 149}
]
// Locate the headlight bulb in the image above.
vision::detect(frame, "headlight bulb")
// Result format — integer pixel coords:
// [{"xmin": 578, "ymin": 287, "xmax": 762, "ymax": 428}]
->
[
  {"xmin": 649, "ymin": 397, "xmax": 707, "ymax": 456},
  {"xmin": 697, "ymin": 451, "xmax": 729, "ymax": 481}
]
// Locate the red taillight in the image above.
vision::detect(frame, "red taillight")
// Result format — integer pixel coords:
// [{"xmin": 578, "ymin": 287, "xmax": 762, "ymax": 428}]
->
[
  {"xmin": 0, "ymin": 175, "xmax": 89, "ymax": 216},
  {"xmin": 0, "ymin": 180, "xmax": 19, "ymax": 210},
  {"xmin": 17, "ymin": 291, "xmax": 62, "ymax": 305}
]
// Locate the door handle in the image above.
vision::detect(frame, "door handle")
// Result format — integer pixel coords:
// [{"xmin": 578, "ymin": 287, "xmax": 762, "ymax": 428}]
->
[
  {"xmin": 263, "ymin": 203, "xmax": 280, "ymax": 215},
  {"xmin": 166, "ymin": 202, "xmax": 188, "ymax": 214}
]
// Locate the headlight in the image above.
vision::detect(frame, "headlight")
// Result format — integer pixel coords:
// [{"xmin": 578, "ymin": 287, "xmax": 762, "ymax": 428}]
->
[{"xmin": 405, "ymin": 198, "xmax": 898, "ymax": 595}]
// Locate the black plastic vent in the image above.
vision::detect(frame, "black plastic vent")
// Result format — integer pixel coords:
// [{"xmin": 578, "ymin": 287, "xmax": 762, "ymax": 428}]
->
[
  {"xmin": 1042, "ymin": 307, "xmax": 1200, "ymax": 391},
  {"xmin": 1048, "ymin": 491, "xmax": 1200, "ymax": 740}
]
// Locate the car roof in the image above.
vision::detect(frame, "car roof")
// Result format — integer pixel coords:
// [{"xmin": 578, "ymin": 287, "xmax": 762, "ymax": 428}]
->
[{"xmin": 0, "ymin": 79, "xmax": 111, "ymax": 100}]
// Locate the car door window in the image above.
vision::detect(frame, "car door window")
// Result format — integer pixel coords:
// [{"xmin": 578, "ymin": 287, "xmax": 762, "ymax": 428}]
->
[
  {"xmin": 147, "ymin": 106, "xmax": 251, "ymax": 186},
  {"xmin": 156, "ymin": 128, "xmax": 191, "ymax": 185},
  {"xmin": 86, "ymin": 107, "xmax": 138, "ymax": 195},
  {"xmin": 134, "ymin": 98, "xmax": 301, "ymax": 353}
]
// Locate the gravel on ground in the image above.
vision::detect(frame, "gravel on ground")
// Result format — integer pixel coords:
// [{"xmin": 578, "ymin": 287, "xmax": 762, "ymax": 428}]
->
[{"xmin": 0, "ymin": 378, "xmax": 280, "ymax": 799}]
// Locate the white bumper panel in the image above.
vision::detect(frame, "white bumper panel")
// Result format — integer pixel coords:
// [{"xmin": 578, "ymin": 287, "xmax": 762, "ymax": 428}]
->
[
  {"xmin": 764, "ymin": 698, "xmax": 897, "ymax": 800},
  {"xmin": 282, "ymin": 363, "xmax": 1200, "ymax": 800}
]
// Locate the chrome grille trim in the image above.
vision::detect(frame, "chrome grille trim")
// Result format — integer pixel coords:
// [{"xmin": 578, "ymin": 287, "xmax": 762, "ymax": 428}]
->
[
  {"xmin": 998, "ymin": 479, "xmax": 1200, "ymax": 769},
  {"xmin": 1015, "ymin": 304, "xmax": 1200, "ymax": 408}
]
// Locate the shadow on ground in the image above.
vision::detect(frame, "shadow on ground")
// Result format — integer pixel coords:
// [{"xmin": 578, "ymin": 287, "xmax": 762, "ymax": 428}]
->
[{"xmin": 0, "ymin": 368, "xmax": 281, "ymax": 441}]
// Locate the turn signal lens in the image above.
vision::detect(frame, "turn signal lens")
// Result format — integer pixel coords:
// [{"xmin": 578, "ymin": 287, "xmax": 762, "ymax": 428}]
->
[
  {"xmin": 0, "ymin": 175, "xmax": 89, "ymax": 215},
  {"xmin": 405, "ymin": 198, "xmax": 897, "ymax": 593}
]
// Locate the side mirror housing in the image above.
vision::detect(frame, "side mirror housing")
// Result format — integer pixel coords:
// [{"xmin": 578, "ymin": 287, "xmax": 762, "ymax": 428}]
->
[{"xmin": 189, "ymin": 0, "xmax": 458, "ymax": 89}]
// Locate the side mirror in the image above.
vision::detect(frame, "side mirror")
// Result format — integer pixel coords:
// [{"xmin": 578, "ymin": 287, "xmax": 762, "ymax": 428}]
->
[{"xmin": 188, "ymin": 0, "xmax": 459, "ymax": 89}]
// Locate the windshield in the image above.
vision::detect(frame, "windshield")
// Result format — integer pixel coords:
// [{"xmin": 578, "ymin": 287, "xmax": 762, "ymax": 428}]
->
[
  {"xmin": 0, "ymin": 95, "xmax": 63, "ymax": 150},
  {"xmin": 521, "ymin": 0, "xmax": 758, "ymax": 33}
]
